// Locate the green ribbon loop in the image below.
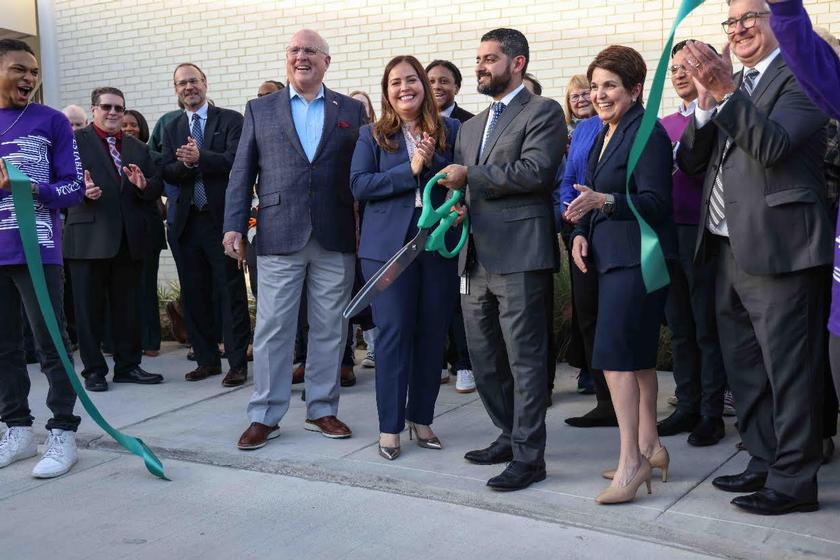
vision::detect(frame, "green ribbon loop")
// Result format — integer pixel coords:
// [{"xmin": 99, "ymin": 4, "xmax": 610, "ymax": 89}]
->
[
  {"xmin": 625, "ymin": 0, "xmax": 704, "ymax": 293},
  {"xmin": 5, "ymin": 158, "xmax": 168, "ymax": 480}
]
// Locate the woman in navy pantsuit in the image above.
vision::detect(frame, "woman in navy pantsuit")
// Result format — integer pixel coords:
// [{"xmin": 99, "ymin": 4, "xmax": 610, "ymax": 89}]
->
[
  {"xmin": 350, "ymin": 55, "xmax": 460, "ymax": 460},
  {"xmin": 566, "ymin": 46, "xmax": 677, "ymax": 504}
]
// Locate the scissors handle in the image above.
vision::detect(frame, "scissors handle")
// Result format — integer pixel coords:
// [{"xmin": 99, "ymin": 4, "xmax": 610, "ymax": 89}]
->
[{"xmin": 417, "ymin": 173, "xmax": 469, "ymax": 258}]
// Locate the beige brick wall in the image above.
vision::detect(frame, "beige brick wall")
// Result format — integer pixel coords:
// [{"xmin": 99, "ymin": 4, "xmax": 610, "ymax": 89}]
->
[{"xmin": 49, "ymin": 0, "xmax": 839, "ymax": 287}]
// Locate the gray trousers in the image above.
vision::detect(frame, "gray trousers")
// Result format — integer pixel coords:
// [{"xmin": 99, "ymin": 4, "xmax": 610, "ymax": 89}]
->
[
  {"xmin": 715, "ymin": 238, "xmax": 825, "ymax": 501},
  {"xmin": 248, "ymin": 238, "xmax": 354, "ymax": 426},
  {"xmin": 461, "ymin": 260, "xmax": 551, "ymax": 465}
]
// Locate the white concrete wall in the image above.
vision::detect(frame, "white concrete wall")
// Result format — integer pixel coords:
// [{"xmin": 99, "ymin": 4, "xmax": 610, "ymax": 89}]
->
[{"xmin": 47, "ymin": 0, "xmax": 840, "ymax": 288}]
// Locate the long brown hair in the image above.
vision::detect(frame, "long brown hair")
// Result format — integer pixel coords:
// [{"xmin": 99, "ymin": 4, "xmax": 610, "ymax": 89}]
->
[
  {"xmin": 372, "ymin": 55, "xmax": 447, "ymax": 154},
  {"xmin": 349, "ymin": 90, "xmax": 376, "ymax": 122}
]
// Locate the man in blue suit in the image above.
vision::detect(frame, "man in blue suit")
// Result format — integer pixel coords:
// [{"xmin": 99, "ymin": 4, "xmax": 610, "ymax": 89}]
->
[{"xmin": 224, "ymin": 29, "xmax": 367, "ymax": 449}]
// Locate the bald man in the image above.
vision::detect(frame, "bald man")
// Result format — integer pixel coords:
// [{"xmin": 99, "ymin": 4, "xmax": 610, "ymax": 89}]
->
[{"xmin": 61, "ymin": 105, "xmax": 87, "ymax": 132}]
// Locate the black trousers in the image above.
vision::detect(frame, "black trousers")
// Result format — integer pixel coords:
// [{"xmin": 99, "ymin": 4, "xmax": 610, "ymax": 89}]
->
[
  {"xmin": 569, "ymin": 240, "xmax": 611, "ymax": 406},
  {"xmin": 175, "ymin": 209, "xmax": 250, "ymax": 369},
  {"xmin": 715, "ymin": 237, "xmax": 825, "ymax": 501},
  {"xmin": 68, "ymin": 236, "xmax": 143, "ymax": 378},
  {"xmin": 0, "ymin": 265, "xmax": 79, "ymax": 431},
  {"xmin": 139, "ymin": 245, "xmax": 163, "ymax": 352},
  {"xmin": 665, "ymin": 225, "xmax": 726, "ymax": 417}
]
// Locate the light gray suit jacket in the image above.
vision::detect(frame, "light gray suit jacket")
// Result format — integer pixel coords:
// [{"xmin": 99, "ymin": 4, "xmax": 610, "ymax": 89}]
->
[{"xmin": 455, "ymin": 87, "xmax": 567, "ymax": 275}]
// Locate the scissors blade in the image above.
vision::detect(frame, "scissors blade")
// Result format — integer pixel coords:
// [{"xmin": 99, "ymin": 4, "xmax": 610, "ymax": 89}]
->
[{"xmin": 342, "ymin": 229, "xmax": 430, "ymax": 319}]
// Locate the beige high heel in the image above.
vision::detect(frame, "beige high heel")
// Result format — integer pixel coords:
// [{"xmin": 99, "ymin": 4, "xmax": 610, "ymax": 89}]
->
[
  {"xmin": 595, "ymin": 458, "xmax": 653, "ymax": 505},
  {"xmin": 407, "ymin": 422, "xmax": 442, "ymax": 450},
  {"xmin": 602, "ymin": 446, "xmax": 669, "ymax": 482}
]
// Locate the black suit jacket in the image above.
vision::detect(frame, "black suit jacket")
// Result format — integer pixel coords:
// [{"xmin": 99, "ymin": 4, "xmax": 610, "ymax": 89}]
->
[
  {"xmin": 161, "ymin": 105, "xmax": 243, "ymax": 239},
  {"xmin": 677, "ymin": 55, "xmax": 832, "ymax": 274},
  {"xmin": 449, "ymin": 103, "xmax": 475, "ymax": 124},
  {"xmin": 64, "ymin": 126, "xmax": 164, "ymax": 260},
  {"xmin": 573, "ymin": 103, "xmax": 677, "ymax": 273}
]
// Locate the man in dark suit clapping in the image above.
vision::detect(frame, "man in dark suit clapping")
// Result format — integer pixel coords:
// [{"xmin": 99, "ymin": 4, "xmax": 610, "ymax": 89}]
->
[
  {"xmin": 66, "ymin": 87, "xmax": 164, "ymax": 392},
  {"xmin": 438, "ymin": 28, "xmax": 567, "ymax": 491},
  {"xmin": 224, "ymin": 29, "xmax": 367, "ymax": 449},
  {"xmin": 678, "ymin": 0, "xmax": 832, "ymax": 515},
  {"xmin": 161, "ymin": 64, "xmax": 251, "ymax": 388}
]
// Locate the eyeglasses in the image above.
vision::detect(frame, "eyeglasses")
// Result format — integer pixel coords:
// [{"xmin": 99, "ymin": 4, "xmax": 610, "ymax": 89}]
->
[
  {"xmin": 285, "ymin": 46, "xmax": 325, "ymax": 57},
  {"xmin": 670, "ymin": 64, "xmax": 687, "ymax": 75},
  {"xmin": 174, "ymin": 78, "xmax": 203, "ymax": 88},
  {"xmin": 96, "ymin": 103, "xmax": 125, "ymax": 114},
  {"xmin": 569, "ymin": 91, "xmax": 590, "ymax": 103},
  {"xmin": 721, "ymin": 11, "xmax": 769, "ymax": 34}
]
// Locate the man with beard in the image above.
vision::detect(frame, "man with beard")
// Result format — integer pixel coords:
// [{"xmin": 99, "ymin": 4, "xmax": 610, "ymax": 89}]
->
[{"xmin": 438, "ymin": 28, "xmax": 566, "ymax": 491}]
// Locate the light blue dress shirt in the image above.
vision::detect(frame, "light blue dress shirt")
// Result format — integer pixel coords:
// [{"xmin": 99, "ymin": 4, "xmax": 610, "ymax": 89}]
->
[{"xmin": 289, "ymin": 83, "xmax": 325, "ymax": 162}]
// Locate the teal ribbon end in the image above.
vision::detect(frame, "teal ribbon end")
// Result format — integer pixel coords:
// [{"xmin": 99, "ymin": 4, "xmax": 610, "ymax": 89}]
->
[{"xmin": 5, "ymin": 157, "xmax": 168, "ymax": 481}]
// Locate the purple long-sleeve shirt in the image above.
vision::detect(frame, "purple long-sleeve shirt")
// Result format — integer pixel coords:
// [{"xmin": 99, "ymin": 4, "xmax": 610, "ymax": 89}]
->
[
  {"xmin": 769, "ymin": 0, "xmax": 840, "ymax": 336},
  {"xmin": 0, "ymin": 103, "xmax": 84, "ymax": 266}
]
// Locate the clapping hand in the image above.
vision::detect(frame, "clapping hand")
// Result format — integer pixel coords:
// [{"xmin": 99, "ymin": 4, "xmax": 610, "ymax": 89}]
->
[
  {"xmin": 176, "ymin": 137, "xmax": 200, "ymax": 166},
  {"xmin": 83, "ymin": 170, "xmax": 102, "ymax": 200},
  {"xmin": 682, "ymin": 41, "xmax": 735, "ymax": 104},
  {"xmin": 123, "ymin": 164, "xmax": 147, "ymax": 190},
  {"xmin": 410, "ymin": 132, "xmax": 435, "ymax": 176},
  {"xmin": 564, "ymin": 184, "xmax": 606, "ymax": 223}
]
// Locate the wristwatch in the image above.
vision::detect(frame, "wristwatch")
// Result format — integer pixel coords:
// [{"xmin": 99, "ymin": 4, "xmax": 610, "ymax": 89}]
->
[{"xmin": 603, "ymin": 193, "xmax": 615, "ymax": 216}]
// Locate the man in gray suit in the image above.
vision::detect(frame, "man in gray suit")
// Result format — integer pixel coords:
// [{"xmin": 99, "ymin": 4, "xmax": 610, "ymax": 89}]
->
[
  {"xmin": 677, "ymin": 0, "xmax": 832, "ymax": 515},
  {"xmin": 439, "ymin": 28, "xmax": 567, "ymax": 491},
  {"xmin": 224, "ymin": 29, "xmax": 367, "ymax": 449}
]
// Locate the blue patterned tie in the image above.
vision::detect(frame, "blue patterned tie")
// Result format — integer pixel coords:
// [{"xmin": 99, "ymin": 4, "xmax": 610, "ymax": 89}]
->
[
  {"xmin": 191, "ymin": 113, "xmax": 207, "ymax": 209},
  {"xmin": 708, "ymin": 68, "xmax": 760, "ymax": 228},
  {"xmin": 481, "ymin": 101, "xmax": 506, "ymax": 157},
  {"xmin": 106, "ymin": 136, "xmax": 122, "ymax": 176}
]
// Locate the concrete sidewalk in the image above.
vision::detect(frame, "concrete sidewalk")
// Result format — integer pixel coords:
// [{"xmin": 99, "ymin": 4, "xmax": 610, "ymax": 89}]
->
[{"xmin": 5, "ymin": 342, "xmax": 840, "ymax": 560}]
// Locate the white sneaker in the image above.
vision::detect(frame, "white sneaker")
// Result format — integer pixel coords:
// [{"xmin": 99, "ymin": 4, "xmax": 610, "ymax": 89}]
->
[
  {"xmin": 455, "ymin": 370, "xmax": 476, "ymax": 393},
  {"xmin": 32, "ymin": 429, "xmax": 78, "ymax": 479},
  {"xmin": 361, "ymin": 351, "xmax": 375, "ymax": 368},
  {"xmin": 0, "ymin": 426, "xmax": 38, "ymax": 468},
  {"xmin": 440, "ymin": 368, "xmax": 450, "ymax": 384}
]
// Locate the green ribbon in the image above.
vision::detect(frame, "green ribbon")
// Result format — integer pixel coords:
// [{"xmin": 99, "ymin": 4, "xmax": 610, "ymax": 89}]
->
[
  {"xmin": 625, "ymin": 0, "xmax": 704, "ymax": 292},
  {"xmin": 5, "ymin": 158, "xmax": 168, "ymax": 480}
]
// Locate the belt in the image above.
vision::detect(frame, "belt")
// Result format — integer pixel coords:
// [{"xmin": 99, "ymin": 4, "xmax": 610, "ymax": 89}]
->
[{"xmin": 190, "ymin": 204, "xmax": 209, "ymax": 214}]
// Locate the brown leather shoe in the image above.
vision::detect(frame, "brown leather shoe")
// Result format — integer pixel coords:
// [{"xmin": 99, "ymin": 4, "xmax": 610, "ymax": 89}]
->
[
  {"xmin": 237, "ymin": 422, "xmax": 280, "ymax": 450},
  {"xmin": 292, "ymin": 365, "xmax": 305, "ymax": 384},
  {"xmin": 222, "ymin": 366, "xmax": 247, "ymax": 387},
  {"xmin": 340, "ymin": 366, "xmax": 356, "ymax": 387},
  {"xmin": 185, "ymin": 364, "xmax": 222, "ymax": 381},
  {"xmin": 304, "ymin": 415, "xmax": 352, "ymax": 439}
]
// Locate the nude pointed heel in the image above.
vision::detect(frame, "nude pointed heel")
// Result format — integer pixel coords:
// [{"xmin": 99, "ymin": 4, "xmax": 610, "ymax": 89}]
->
[
  {"xmin": 596, "ymin": 458, "xmax": 653, "ymax": 505},
  {"xmin": 602, "ymin": 446, "xmax": 670, "ymax": 482}
]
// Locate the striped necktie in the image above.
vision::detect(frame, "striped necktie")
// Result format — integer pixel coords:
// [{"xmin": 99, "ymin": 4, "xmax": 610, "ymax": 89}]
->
[
  {"xmin": 106, "ymin": 136, "xmax": 122, "ymax": 176},
  {"xmin": 480, "ymin": 102, "xmax": 506, "ymax": 157},
  {"xmin": 708, "ymin": 68, "xmax": 760, "ymax": 228},
  {"xmin": 191, "ymin": 113, "xmax": 208, "ymax": 209}
]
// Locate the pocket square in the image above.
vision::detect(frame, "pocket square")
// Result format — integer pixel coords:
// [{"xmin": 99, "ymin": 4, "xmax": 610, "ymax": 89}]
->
[{"xmin": 338, "ymin": 120, "xmax": 350, "ymax": 129}]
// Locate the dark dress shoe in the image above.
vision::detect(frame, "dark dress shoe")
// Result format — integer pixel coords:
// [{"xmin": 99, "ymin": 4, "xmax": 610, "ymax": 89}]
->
[
  {"xmin": 712, "ymin": 469, "xmax": 768, "ymax": 493},
  {"xmin": 464, "ymin": 442, "xmax": 513, "ymax": 465},
  {"xmin": 687, "ymin": 416, "xmax": 725, "ymax": 447},
  {"xmin": 113, "ymin": 367, "xmax": 164, "ymax": 384},
  {"xmin": 657, "ymin": 410, "xmax": 700, "ymax": 437},
  {"xmin": 731, "ymin": 488, "xmax": 819, "ymax": 515},
  {"xmin": 237, "ymin": 422, "xmax": 280, "ymax": 450},
  {"xmin": 292, "ymin": 365, "xmax": 305, "ymax": 384},
  {"xmin": 340, "ymin": 366, "xmax": 356, "ymax": 387},
  {"xmin": 486, "ymin": 461, "xmax": 546, "ymax": 491},
  {"xmin": 84, "ymin": 374, "xmax": 108, "ymax": 392},
  {"xmin": 222, "ymin": 366, "xmax": 247, "ymax": 387},
  {"xmin": 185, "ymin": 364, "xmax": 222, "ymax": 381},
  {"xmin": 565, "ymin": 405, "xmax": 618, "ymax": 428}
]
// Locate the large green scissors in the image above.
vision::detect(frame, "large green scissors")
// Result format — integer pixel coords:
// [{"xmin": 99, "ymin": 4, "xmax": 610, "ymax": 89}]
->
[{"xmin": 342, "ymin": 172, "xmax": 469, "ymax": 319}]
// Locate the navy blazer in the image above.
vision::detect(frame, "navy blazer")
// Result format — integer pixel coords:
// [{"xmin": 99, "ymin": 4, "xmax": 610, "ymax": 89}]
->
[
  {"xmin": 573, "ymin": 103, "xmax": 676, "ymax": 273},
  {"xmin": 350, "ymin": 118, "xmax": 460, "ymax": 262},
  {"xmin": 161, "ymin": 105, "xmax": 243, "ymax": 239}
]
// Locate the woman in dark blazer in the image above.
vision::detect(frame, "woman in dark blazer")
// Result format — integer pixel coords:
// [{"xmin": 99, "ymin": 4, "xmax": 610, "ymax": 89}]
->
[
  {"xmin": 566, "ymin": 46, "xmax": 677, "ymax": 504},
  {"xmin": 351, "ymin": 55, "xmax": 460, "ymax": 460}
]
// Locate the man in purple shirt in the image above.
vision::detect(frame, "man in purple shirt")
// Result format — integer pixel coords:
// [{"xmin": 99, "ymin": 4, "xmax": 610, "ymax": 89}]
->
[
  {"xmin": 656, "ymin": 40, "xmax": 728, "ymax": 448},
  {"xmin": 0, "ymin": 39, "xmax": 84, "ymax": 479}
]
